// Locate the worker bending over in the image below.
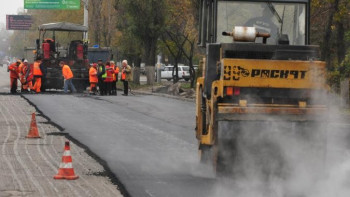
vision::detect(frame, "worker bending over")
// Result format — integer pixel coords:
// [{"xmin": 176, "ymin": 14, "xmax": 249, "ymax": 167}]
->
[{"xmin": 8, "ymin": 60, "xmax": 21, "ymax": 94}]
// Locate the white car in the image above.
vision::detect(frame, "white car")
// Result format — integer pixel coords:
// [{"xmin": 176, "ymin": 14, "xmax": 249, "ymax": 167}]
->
[{"xmin": 161, "ymin": 66, "xmax": 191, "ymax": 81}]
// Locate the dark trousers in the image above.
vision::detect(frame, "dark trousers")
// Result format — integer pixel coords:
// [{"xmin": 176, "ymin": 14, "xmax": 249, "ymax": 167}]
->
[
  {"xmin": 10, "ymin": 78, "xmax": 17, "ymax": 94},
  {"xmin": 112, "ymin": 80, "xmax": 117, "ymax": 95},
  {"xmin": 98, "ymin": 79, "xmax": 106, "ymax": 95},
  {"xmin": 123, "ymin": 80, "xmax": 128, "ymax": 95},
  {"xmin": 106, "ymin": 82, "xmax": 112, "ymax": 95}
]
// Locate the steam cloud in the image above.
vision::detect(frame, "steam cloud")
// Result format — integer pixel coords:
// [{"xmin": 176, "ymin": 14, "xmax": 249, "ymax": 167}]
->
[{"xmin": 209, "ymin": 94, "xmax": 350, "ymax": 197}]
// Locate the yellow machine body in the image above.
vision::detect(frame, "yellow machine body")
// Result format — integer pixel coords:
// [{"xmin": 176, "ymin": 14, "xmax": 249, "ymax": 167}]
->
[{"xmin": 196, "ymin": 58, "xmax": 328, "ymax": 146}]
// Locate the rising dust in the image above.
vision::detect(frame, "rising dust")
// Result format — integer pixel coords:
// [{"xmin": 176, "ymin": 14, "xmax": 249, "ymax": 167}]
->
[{"xmin": 210, "ymin": 95, "xmax": 350, "ymax": 197}]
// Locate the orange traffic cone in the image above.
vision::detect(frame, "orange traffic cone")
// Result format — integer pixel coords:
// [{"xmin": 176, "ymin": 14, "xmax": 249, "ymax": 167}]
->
[
  {"xmin": 54, "ymin": 140, "xmax": 79, "ymax": 180},
  {"xmin": 26, "ymin": 113, "xmax": 41, "ymax": 138}
]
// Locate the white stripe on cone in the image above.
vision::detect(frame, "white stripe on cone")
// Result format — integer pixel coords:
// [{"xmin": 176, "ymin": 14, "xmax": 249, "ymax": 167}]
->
[
  {"xmin": 59, "ymin": 163, "xmax": 73, "ymax": 169},
  {"xmin": 63, "ymin": 150, "xmax": 71, "ymax": 156}
]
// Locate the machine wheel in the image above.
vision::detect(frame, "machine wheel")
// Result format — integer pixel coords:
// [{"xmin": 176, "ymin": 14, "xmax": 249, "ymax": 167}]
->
[
  {"xmin": 212, "ymin": 120, "xmax": 328, "ymax": 181},
  {"xmin": 199, "ymin": 145, "xmax": 215, "ymax": 165},
  {"xmin": 215, "ymin": 121, "xmax": 238, "ymax": 177}
]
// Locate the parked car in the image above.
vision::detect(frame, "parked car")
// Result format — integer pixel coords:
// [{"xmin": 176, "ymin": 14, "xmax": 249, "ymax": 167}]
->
[
  {"xmin": 181, "ymin": 66, "xmax": 191, "ymax": 81},
  {"xmin": 161, "ymin": 65, "xmax": 191, "ymax": 81}
]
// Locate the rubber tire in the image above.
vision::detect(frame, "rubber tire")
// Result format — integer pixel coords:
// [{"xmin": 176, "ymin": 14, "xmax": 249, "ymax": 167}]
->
[
  {"xmin": 200, "ymin": 145, "xmax": 214, "ymax": 165},
  {"xmin": 215, "ymin": 121, "xmax": 238, "ymax": 177}
]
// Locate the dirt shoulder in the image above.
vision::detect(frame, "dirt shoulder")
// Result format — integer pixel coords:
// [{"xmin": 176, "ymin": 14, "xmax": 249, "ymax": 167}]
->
[{"xmin": 128, "ymin": 82, "xmax": 196, "ymax": 102}]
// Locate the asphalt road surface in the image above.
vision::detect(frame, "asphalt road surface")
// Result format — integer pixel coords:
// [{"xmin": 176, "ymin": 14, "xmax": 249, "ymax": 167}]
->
[
  {"xmin": 4, "ymin": 64, "xmax": 350, "ymax": 196},
  {"xmin": 24, "ymin": 94, "xmax": 217, "ymax": 197}
]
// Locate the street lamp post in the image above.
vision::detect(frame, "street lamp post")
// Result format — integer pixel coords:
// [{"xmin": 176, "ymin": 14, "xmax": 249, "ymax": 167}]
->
[{"xmin": 83, "ymin": 0, "xmax": 89, "ymax": 41}]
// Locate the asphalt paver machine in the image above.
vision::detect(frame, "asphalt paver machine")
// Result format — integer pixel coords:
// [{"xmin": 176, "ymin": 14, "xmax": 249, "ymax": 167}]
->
[{"xmin": 35, "ymin": 22, "xmax": 89, "ymax": 91}]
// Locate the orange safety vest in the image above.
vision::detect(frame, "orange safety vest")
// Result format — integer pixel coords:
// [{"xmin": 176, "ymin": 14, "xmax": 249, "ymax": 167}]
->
[
  {"xmin": 104, "ymin": 65, "xmax": 114, "ymax": 82},
  {"xmin": 8, "ymin": 63, "xmax": 19, "ymax": 78},
  {"xmin": 62, "ymin": 65, "xmax": 74, "ymax": 79},
  {"xmin": 114, "ymin": 66, "xmax": 119, "ymax": 81},
  {"xmin": 27, "ymin": 64, "xmax": 34, "ymax": 82},
  {"xmin": 18, "ymin": 63, "xmax": 24, "ymax": 75},
  {"xmin": 33, "ymin": 61, "xmax": 42, "ymax": 76},
  {"xmin": 89, "ymin": 67, "xmax": 98, "ymax": 83},
  {"xmin": 22, "ymin": 63, "xmax": 28, "ymax": 75},
  {"xmin": 121, "ymin": 71, "xmax": 126, "ymax": 80}
]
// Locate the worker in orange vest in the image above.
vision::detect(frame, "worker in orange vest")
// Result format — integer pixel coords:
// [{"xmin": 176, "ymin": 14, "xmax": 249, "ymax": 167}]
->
[
  {"xmin": 60, "ymin": 61, "xmax": 77, "ymax": 94},
  {"xmin": 104, "ymin": 61, "xmax": 114, "ymax": 95},
  {"xmin": 89, "ymin": 63, "xmax": 98, "ymax": 95},
  {"xmin": 121, "ymin": 60, "xmax": 132, "ymax": 96},
  {"xmin": 111, "ymin": 61, "xmax": 119, "ymax": 95},
  {"xmin": 25, "ymin": 63, "xmax": 34, "ymax": 92},
  {"xmin": 32, "ymin": 57, "xmax": 43, "ymax": 93},
  {"xmin": 19, "ymin": 60, "xmax": 31, "ymax": 92},
  {"xmin": 8, "ymin": 60, "xmax": 21, "ymax": 94},
  {"xmin": 18, "ymin": 60, "xmax": 25, "ymax": 92}
]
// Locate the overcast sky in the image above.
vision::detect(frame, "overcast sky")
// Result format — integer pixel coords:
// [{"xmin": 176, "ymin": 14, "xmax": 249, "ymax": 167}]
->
[{"xmin": 0, "ymin": 0, "xmax": 24, "ymax": 26}]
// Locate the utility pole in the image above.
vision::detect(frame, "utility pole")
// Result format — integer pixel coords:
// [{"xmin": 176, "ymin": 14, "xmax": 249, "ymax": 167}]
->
[{"xmin": 83, "ymin": 0, "xmax": 89, "ymax": 41}]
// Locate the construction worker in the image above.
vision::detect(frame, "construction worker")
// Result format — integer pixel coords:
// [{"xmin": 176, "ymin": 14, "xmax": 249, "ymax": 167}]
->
[
  {"xmin": 32, "ymin": 57, "xmax": 43, "ymax": 93},
  {"xmin": 60, "ymin": 61, "xmax": 77, "ymax": 94},
  {"xmin": 19, "ymin": 60, "xmax": 30, "ymax": 92},
  {"xmin": 25, "ymin": 63, "xmax": 34, "ymax": 92},
  {"xmin": 97, "ymin": 59, "xmax": 106, "ymax": 96},
  {"xmin": 105, "ymin": 61, "xmax": 114, "ymax": 95},
  {"xmin": 8, "ymin": 60, "xmax": 21, "ymax": 94},
  {"xmin": 111, "ymin": 61, "xmax": 119, "ymax": 95},
  {"xmin": 121, "ymin": 60, "xmax": 132, "ymax": 96},
  {"xmin": 89, "ymin": 63, "xmax": 98, "ymax": 95},
  {"xmin": 18, "ymin": 60, "xmax": 25, "ymax": 92}
]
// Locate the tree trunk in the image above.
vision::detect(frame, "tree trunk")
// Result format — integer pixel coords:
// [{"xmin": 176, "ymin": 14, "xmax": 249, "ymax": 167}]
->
[
  {"xmin": 133, "ymin": 67, "xmax": 140, "ymax": 85},
  {"xmin": 336, "ymin": 20, "xmax": 345, "ymax": 64},
  {"xmin": 188, "ymin": 41, "xmax": 195, "ymax": 88},
  {"xmin": 91, "ymin": 0, "xmax": 102, "ymax": 45},
  {"xmin": 144, "ymin": 38, "xmax": 157, "ymax": 85},
  {"xmin": 189, "ymin": 60, "xmax": 195, "ymax": 88},
  {"xmin": 133, "ymin": 56, "xmax": 141, "ymax": 84},
  {"xmin": 321, "ymin": 0, "xmax": 340, "ymax": 70}
]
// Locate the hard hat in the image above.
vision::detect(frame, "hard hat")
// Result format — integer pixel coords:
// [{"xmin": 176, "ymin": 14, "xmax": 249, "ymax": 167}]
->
[
  {"xmin": 16, "ymin": 59, "xmax": 22, "ymax": 63},
  {"xmin": 93, "ymin": 63, "xmax": 97, "ymax": 67},
  {"xmin": 110, "ymin": 61, "xmax": 115, "ymax": 64},
  {"xmin": 23, "ymin": 59, "xmax": 28, "ymax": 63}
]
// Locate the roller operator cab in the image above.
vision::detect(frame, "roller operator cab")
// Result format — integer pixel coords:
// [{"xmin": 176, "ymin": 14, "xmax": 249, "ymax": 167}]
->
[
  {"xmin": 195, "ymin": 0, "xmax": 329, "ymax": 175},
  {"xmin": 35, "ymin": 22, "xmax": 89, "ymax": 91}
]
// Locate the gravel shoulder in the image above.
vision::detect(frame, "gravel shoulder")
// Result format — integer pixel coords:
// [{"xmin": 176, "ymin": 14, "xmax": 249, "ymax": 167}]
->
[{"xmin": 0, "ymin": 94, "xmax": 123, "ymax": 197}]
